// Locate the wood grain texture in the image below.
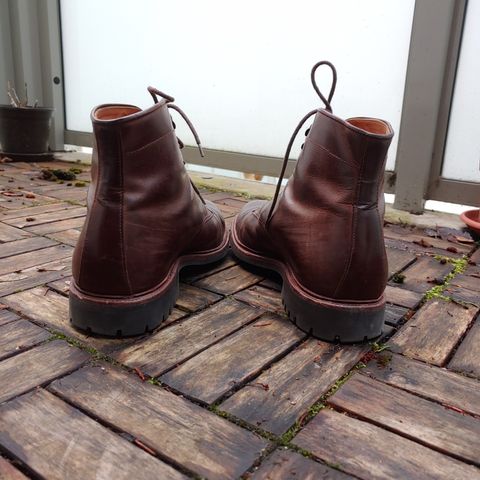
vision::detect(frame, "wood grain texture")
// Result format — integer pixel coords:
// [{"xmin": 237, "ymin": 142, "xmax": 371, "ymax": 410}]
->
[
  {"xmin": 0, "ymin": 223, "xmax": 32, "ymax": 242},
  {"xmin": 0, "ymin": 319, "xmax": 50, "ymax": 361},
  {"xmin": 251, "ymin": 449, "xmax": 352, "ymax": 480},
  {"xmin": 0, "ymin": 309, "xmax": 19, "ymax": 327},
  {"xmin": 0, "ymin": 457, "xmax": 28, "ymax": 480},
  {"xmin": 0, "ymin": 202, "xmax": 73, "ymax": 221},
  {"xmin": 389, "ymin": 300, "xmax": 477, "ymax": 365},
  {"xmin": 384, "ymin": 285, "xmax": 422, "ymax": 309},
  {"xmin": 0, "ymin": 389, "xmax": 185, "ymax": 480},
  {"xmin": 0, "ymin": 236, "xmax": 56, "ymax": 259},
  {"xmin": 384, "ymin": 304, "xmax": 408, "ymax": 326},
  {"xmin": 176, "ymin": 283, "xmax": 222, "ymax": 312},
  {"xmin": 25, "ymin": 216, "xmax": 85, "ymax": 235},
  {"xmin": 181, "ymin": 254, "xmax": 237, "ymax": 283},
  {"xmin": 386, "ymin": 247, "xmax": 416, "ymax": 278},
  {"xmin": 193, "ymin": 264, "xmax": 262, "ymax": 295},
  {"xmin": 363, "ymin": 352, "xmax": 480, "ymax": 416},
  {"xmin": 0, "ymin": 340, "xmax": 88, "ymax": 403},
  {"xmin": 234, "ymin": 285, "xmax": 284, "ymax": 314},
  {"xmin": 448, "ymin": 319, "xmax": 480, "ymax": 378},
  {"xmin": 161, "ymin": 314, "xmax": 305, "ymax": 404},
  {"xmin": 391, "ymin": 256, "xmax": 452, "ymax": 293},
  {"xmin": 46, "ymin": 228, "xmax": 81, "ymax": 246},
  {"xmin": 294, "ymin": 408, "xmax": 480, "ymax": 480},
  {"xmin": 328, "ymin": 374, "xmax": 480, "ymax": 465},
  {"xmin": 50, "ymin": 365, "xmax": 268, "ymax": 480},
  {"xmin": 222, "ymin": 339, "xmax": 367, "ymax": 434},
  {"xmin": 3, "ymin": 206, "xmax": 86, "ymax": 228},
  {"xmin": 115, "ymin": 298, "xmax": 262, "ymax": 376}
]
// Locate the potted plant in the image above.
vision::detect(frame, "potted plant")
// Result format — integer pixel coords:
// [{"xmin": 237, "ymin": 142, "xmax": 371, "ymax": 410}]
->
[
  {"xmin": 0, "ymin": 82, "xmax": 54, "ymax": 161},
  {"xmin": 461, "ymin": 208, "xmax": 480, "ymax": 236}
]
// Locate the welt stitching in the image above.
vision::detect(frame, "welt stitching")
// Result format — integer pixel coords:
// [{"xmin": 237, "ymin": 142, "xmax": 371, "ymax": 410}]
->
[{"xmin": 333, "ymin": 136, "xmax": 369, "ymax": 297}]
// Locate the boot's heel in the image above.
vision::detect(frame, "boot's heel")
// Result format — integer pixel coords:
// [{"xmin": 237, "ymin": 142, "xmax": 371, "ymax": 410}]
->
[
  {"xmin": 282, "ymin": 280, "xmax": 385, "ymax": 343},
  {"xmin": 69, "ymin": 277, "xmax": 179, "ymax": 337}
]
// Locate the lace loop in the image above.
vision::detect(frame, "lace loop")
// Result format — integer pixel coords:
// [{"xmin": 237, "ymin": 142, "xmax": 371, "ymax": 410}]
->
[{"xmin": 265, "ymin": 61, "xmax": 337, "ymax": 225}]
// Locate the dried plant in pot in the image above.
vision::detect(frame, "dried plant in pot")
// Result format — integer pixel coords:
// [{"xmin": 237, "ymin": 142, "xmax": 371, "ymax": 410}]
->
[{"xmin": 0, "ymin": 82, "xmax": 54, "ymax": 161}]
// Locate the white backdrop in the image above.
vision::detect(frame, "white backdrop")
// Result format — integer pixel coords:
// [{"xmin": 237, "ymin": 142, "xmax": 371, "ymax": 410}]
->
[
  {"xmin": 442, "ymin": 0, "xmax": 480, "ymax": 183},
  {"xmin": 60, "ymin": 0, "xmax": 415, "ymax": 170}
]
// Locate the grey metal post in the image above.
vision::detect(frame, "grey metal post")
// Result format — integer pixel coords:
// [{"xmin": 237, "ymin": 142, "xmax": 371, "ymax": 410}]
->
[
  {"xmin": 0, "ymin": 0, "xmax": 15, "ymax": 105},
  {"xmin": 393, "ymin": 0, "xmax": 462, "ymax": 213}
]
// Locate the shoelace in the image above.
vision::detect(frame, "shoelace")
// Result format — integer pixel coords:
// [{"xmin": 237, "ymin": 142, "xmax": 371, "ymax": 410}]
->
[
  {"xmin": 147, "ymin": 86, "xmax": 206, "ymax": 204},
  {"xmin": 266, "ymin": 61, "xmax": 337, "ymax": 224}
]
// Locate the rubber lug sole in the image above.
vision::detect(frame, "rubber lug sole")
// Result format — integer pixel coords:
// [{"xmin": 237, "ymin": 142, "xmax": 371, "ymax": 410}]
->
[
  {"xmin": 70, "ymin": 240, "xmax": 229, "ymax": 338},
  {"xmin": 230, "ymin": 228, "xmax": 384, "ymax": 344}
]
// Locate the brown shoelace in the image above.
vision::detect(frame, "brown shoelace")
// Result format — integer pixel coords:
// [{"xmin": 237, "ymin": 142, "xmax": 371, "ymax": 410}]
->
[
  {"xmin": 266, "ymin": 61, "xmax": 337, "ymax": 224},
  {"xmin": 147, "ymin": 87, "xmax": 206, "ymax": 204}
]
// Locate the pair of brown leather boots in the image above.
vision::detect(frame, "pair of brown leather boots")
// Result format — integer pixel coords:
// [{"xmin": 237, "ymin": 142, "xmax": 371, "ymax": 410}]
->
[{"xmin": 70, "ymin": 61, "xmax": 393, "ymax": 343}]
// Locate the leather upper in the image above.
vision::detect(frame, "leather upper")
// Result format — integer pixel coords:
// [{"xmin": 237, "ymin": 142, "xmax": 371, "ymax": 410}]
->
[
  {"xmin": 72, "ymin": 100, "xmax": 225, "ymax": 297},
  {"xmin": 234, "ymin": 109, "xmax": 393, "ymax": 303}
]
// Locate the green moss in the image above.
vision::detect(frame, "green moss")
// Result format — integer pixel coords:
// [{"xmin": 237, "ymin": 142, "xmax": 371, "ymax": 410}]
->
[{"xmin": 424, "ymin": 256, "xmax": 468, "ymax": 301}]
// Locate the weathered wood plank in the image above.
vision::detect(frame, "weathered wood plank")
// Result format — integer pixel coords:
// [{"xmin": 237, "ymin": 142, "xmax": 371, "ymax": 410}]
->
[
  {"xmin": 161, "ymin": 313, "xmax": 305, "ymax": 404},
  {"xmin": 0, "ymin": 340, "xmax": 88, "ymax": 403},
  {"xmin": 50, "ymin": 365, "xmax": 268, "ymax": 480},
  {"xmin": 384, "ymin": 304, "xmax": 408, "ymax": 326},
  {"xmin": 44, "ymin": 187, "xmax": 87, "ymax": 203},
  {"xmin": 0, "ymin": 457, "xmax": 28, "ymax": 480},
  {"xmin": 0, "ymin": 319, "xmax": 50, "ymax": 361},
  {"xmin": 193, "ymin": 264, "xmax": 262, "ymax": 295},
  {"xmin": 0, "ymin": 389, "xmax": 185, "ymax": 480},
  {"xmin": 385, "ymin": 285, "xmax": 423, "ymax": 309},
  {"xmin": 46, "ymin": 276, "xmax": 71, "ymax": 294},
  {"xmin": 0, "ymin": 244, "xmax": 73, "ymax": 276},
  {"xmin": 26, "ymin": 216, "xmax": 85, "ymax": 235},
  {"xmin": 0, "ymin": 236, "xmax": 57, "ymax": 259},
  {"xmin": 0, "ymin": 202, "xmax": 73, "ymax": 221},
  {"xmin": 294, "ymin": 408, "xmax": 480, "ymax": 480},
  {"xmin": 386, "ymin": 247, "xmax": 416, "ymax": 278},
  {"xmin": 2, "ymin": 287, "xmax": 131, "ymax": 353},
  {"xmin": 451, "ymin": 270, "xmax": 480, "ymax": 293},
  {"xmin": 389, "ymin": 300, "xmax": 477, "ymax": 365},
  {"xmin": 3, "ymin": 206, "xmax": 86, "ymax": 228},
  {"xmin": 328, "ymin": 374, "xmax": 480, "ymax": 465},
  {"xmin": 0, "ymin": 223, "xmax": 32, "ymax": 242},
  {"xmin": 234, "ymin": 285, "xmax": 284, "ymax": 315},
  {"xmin": 45, "ymin": 228, "xmax": 81, "ymax": 246},
  {"xmin": 251, "ymin": 449, "xmax": 352, "ymax": 480},
  {"xmin": 115, "ymin": 298, "xmax": 262, "ymax": 376},
  {"xmin": 181, "ymin": 254, "xmax": 237, "ymax": 283},
  {"xmin": 0, "ymin": 258, "xmax": 71, "ymax": 297},
  {"xmin": 390, "ymin": 256, "xmax": 452, "ymax": 294},
  {"xmin": 222, "ymin": 339, "xmax": 367, "ymax": 434},
  {"xmin": 363, "ymin": 352, "xmax": 480, "ymax": 416},
  {"xmin": 384, "ymin": 237, "xmax": 462, "ymax": 259},
  {"xmin": 0, "ymin": 309, "xmax": 19, "ymax": 326},
  {"xmin": 448, "ymin": 319, "xmax": 480, "ymax": 378},
  {"xmin": 175, "ymin": 283, "xmax": 222, "ymax": 312}
]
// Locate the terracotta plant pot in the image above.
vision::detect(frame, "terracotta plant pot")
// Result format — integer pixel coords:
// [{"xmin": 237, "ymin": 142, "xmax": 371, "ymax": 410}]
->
[
  {"xmin": 0, "ymin": 105, "xmax": 54, "ymax": 160},
  {"xmin": 460, "ymin": 209, "xmax": 480, "ymax": 235}
]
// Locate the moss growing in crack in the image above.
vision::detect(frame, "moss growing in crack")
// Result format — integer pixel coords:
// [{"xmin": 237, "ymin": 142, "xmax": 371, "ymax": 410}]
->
[
  {"xmin": 370, "ymin": 341, "xmax": 389, "ymax": 353},
  {"xmin": 424, "ymin": 255, "xmax": 468, "ymax": 301}
]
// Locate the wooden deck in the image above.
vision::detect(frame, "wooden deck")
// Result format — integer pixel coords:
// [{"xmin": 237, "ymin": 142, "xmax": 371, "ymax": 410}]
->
[{"xmin": 0, "ymin": 160, "xmax": 479, "ymax": 480}]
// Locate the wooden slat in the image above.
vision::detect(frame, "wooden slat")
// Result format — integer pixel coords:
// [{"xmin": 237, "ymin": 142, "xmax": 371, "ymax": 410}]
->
[
  {"xmin": 0, "ymin": 309, "xmax": 19, "ymax": 326},
  {"xmin": 26, "ymin": 216, "xmax": 85, "ymax": 235},
  {"xmin": 115, "ymin": 298, "xmax": 262, "ymax": 376},
  {"xmin": 362, "ymin": 352, "xmax": 480, "ymax": 416},
  {"xmin": 391, "ymin": 256, "xmax": 452, "ymax": 294},
  {"xmin": 45, "ymin": 229, "xmax": 81, "ymax": 246},
  {"xmin": 386, "ymin": 247, "xmax": 416, "ymax": 277},
  {"xmin": 448, "ymin": 320, "xmax": 480, "ymax": 378},
  {"xmin": 222, "ymin": 339, "xmax": 367, "ymax": 434},
  {"xmin": 328, "ymin": 374, "xmax": 480, "ymax": 465},
  {"xmin": 234, "ymin": 285, "xmax": 284, "ymax": 315},
  {"xmin": 294, "ymin": 408, "xmax": 480, "ymax": 480},
  {"xmin": 193, "ymin": 264, "xmax": 262, "ymax": 295},
  {"xmin": 470, "ymin": 248, "xmax": 480, "ymax": 265},
  {"xmin": 450, "ymin": 270, "xmax": 480, "ymax": 293},
  {"xmin": 3, "ymin": 206, "xmax": 86, "ymax": 228},
  {"xmin": 175, "ymin": 283, "xmax": 222, "ymax": 312},
  {"xmin": 0, "ymin": 340, "xmax": 88, "ymax": 403},
  {"xmin": 384, "ymin": 237, "xmax": 462, "ymax": 259},
  {"xmin": 0, "ymin": 319, "xmax": 50, "ymax": 361},
  {"xmin": 46, "ymin": 276, "xmax": 71, "ymax": 294},
  {"xmin": 2, "ymin": 287, "xmax": 131, "ymax": 353},
  {"xmin": 385, "ymin": 285, "xmax": 423, "ymax": 309},
  {"xmin": 0, "ymin": 258, "xmax": 71, "ymax": 297},
  {"xmin": 0, "ymin": 223, "xmax": 32, "ymax": 242},
  {"xmin": 0, "ymin": 244, "xmax": 73, "ymax": 276},
  {"xmin": 0, "ymin": 202, "xmax": 73, "ymax": 221},
  {"xmin": 0, "ymin": 236, "xmax": 57, "ymax": 259},
  {"xmin": 181, "ymin": 254, "xmax": 237, "ymax": 283},
  {"xmin": 50, "ymin": 365, "xmax": 268, "ymax": 480},
  {"xmin": 0, "ymin": 457, "xmax": 28, "ymax": 480},
  {"xmin": 389, "ymin": 300, "xmax": 477, "ymax": 365},
  {"xmin": 384, "ymin": 304, "xmax": 408, "ymax": 326},
  {"xmin": 251, "ymin": 449, "xmax": 352, "ymax": 480},
  {"xmin": 0, "ymin": 389, "xmax": 185, "ymax": 480},
  {"xmin": 161, "ymin": 313, "xmax": 305, "ymax": 404}
]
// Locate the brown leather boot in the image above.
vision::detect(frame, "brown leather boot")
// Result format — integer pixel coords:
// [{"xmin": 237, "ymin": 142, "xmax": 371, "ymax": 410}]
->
[
  {"xmin": 70, "ymin": 88, "xmax": 228, "ymax": 336},
  {"xmin": 231, "ymin": 62, "xmax": 394, "ymax": 342}
]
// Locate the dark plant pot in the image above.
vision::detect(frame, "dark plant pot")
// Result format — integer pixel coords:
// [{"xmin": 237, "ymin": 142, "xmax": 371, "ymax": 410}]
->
[{"xmin": 0, "ymin": 105, "xmax": 54, "ymax": 158}]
